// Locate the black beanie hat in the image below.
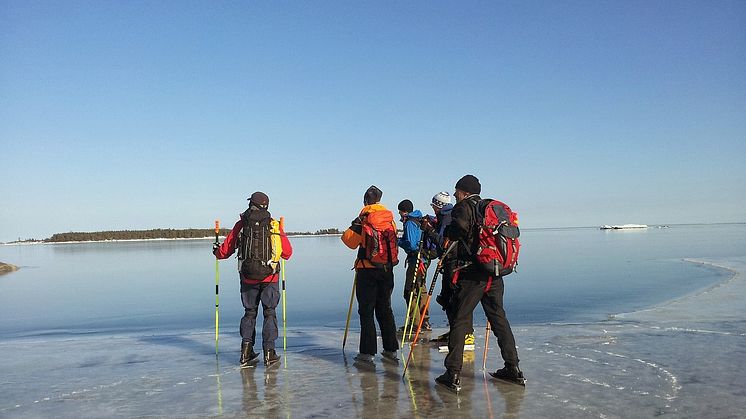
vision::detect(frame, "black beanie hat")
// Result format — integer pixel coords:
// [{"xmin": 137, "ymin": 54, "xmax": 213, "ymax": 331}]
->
[
  {"xmin": 364, "ymin": 185, "xmax": 383, "ymax": 205},
  {"xmin": 455, "ymin": 175, "xmax": 481, "ymax": 195},
  {"xmin": 248, "ymin": 191, "xmax": 269, "ymax": 209},
  {"xmin": 397, "ymin": 199, "xmax": 414, "ymax": 213}
]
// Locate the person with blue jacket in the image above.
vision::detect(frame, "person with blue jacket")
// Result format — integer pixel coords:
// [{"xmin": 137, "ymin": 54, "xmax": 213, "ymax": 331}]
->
[{"xmin": 397, "ymin": 199, "xmax": 431, "ymax": 331}]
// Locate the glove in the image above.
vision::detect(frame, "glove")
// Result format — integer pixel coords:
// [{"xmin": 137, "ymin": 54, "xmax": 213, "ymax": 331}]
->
[
  {"xmin": 420, "ymin": 217, "xmax": 434, "ymax": 233},
  {"xmin": 350, "ymin": 217, "xmax": 362, "ymax": 234},
  {"xmin": 212, "ymin": 242, "xmax": 220, "ymax": 256},
  {"xmin": 417, "ymin": 259, "xmax": 427, "ymax": 277}
]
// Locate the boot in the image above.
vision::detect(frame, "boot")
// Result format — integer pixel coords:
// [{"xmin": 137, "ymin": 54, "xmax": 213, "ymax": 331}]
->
[
  {"xmin": 435, "ymin": 370, "xmax": 461, "ymax": 393},
  {"xmin": 264, "ymin": 349, "xmax": 280, "ymax": 367},
  {"xmin": 422, "ymin": 319, "xmax": 432, "ymax": 331},
  {"xmin": 354, "ymin": 353, "xmax": 375, "ymax": 365},
  {"xmin": 435, "ymin": 369, "xmax": 461, "ymax": 392},
  {"xmin": 239, "ymin": 342, "xmax": 259, "ymax": 368},
  {"xmin": 381, "ymin": 350, "xmax": 399, "ymax": 363},
  {"xmin": 490, "ymin": 365, "xmax": 526, "ymax": 386}
]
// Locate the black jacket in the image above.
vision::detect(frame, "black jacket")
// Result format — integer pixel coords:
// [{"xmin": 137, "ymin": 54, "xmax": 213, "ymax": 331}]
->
[{"xmin": 445, "ymin": 194, "xmax": 489, "ymax": 280}]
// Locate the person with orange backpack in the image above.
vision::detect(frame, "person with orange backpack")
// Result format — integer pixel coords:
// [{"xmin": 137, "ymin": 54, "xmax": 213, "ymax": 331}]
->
[
  {"xmin": 435, "ymin": 175, "xmax": 525, "ymax": 392},
  {"xmin": 341, "ymin": 186, "xmax": 400, "ymax": 365}
]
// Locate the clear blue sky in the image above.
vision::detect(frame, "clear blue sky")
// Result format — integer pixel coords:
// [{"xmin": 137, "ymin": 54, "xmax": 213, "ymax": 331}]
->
[{"xmin": 1, "ymin": 1, "xmax": 744, "ymax": 242}]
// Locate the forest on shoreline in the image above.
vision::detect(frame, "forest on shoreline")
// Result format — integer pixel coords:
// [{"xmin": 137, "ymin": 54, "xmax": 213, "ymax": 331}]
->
[{"xmin": 7, "ymin": 228, "xmax": 342, "ymax": 244}]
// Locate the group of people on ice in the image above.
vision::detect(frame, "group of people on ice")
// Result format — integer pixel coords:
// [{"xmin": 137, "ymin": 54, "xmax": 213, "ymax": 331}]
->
[{"xmin": 213, "ymin": 174, "xmax": 525, "ymax": 392}]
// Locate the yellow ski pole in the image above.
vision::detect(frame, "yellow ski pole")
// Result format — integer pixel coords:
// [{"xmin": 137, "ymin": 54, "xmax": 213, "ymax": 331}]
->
[
  {"xmin": 214, "ymin": 220, "xmax": 220, "ymax": 356},
  {"xmin": 403, "ymin": 241, "xmax": 456, "ymax": 378},
  {"xmin": 342, "ymin": 270, "xmax": 357, "ymax": 351},
  {"xmin": 401, "ymin": 235, "xmax": 425, "ymax": 347},
  {"xmin": 280, "ymin": 217, "xmax": 287, "ymax": 353}
]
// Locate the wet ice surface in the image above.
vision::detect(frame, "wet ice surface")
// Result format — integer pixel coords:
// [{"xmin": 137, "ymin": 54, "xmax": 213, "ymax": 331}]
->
[{"xmin": 2, "ymin": 258, "xmax": 745, "ymax": 418}]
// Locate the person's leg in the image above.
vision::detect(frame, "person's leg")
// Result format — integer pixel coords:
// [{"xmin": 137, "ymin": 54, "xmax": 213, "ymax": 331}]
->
[
  {"xmin": 240, "ymin": 286, "xmax": 261, "ymax": 345},
  {"xmin": 374, "ymin": 269, "xmax": 399, "ymax": 352},
  {"xmin": 403, "ymin": 259, "xmax": 419, "ymax": 325},
  {"xmin": 481, "ymin": 277, "xmax": 519, "ymax": 367},
  {"xmin": 356, "ymin": 270, "xmax": 378, "ymax": 355},
  {"xmin": 418, "ymin": 259, "xmax": 431, "ymax": 327},
  {"xmin": 444, "ymin": 279, "xmax": 485, "ymax": 373},
  {"xmin": 259, "ymin": 282, "xmax": 281, "ymax": 351},
  {"xmin": 239, "ymin": 285, "xmax": 262, "ymax": 365}
]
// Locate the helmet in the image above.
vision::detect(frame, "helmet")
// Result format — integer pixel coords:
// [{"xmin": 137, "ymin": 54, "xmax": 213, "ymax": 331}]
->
[{"xmin": 431, "ymin": 191, "xmax": 451, "ymax": 209}]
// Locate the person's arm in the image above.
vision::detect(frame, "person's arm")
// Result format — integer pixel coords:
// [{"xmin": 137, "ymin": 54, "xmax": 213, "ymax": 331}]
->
[
  {"xmin": 279, "ymin": 224, "xmax": 293, "ymax": 260},
  {"xmin": 341, "ymin": 217, "xmax": 363, "ymax": 249},
  {"xmin": 214, "ymin": 219, "xmax": 242, "ymax": 259},
  {"xmin": 446, "ymin": 204, "xmax": 471, "ymax": 243}
]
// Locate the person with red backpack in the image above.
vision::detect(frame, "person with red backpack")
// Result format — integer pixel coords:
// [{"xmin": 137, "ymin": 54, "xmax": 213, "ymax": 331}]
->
[
  {"xmin": 341, "ymin": 186, "xmax": 400, "ymax": 365},
  {"xmin": 213, "ymin": 192, "xmax": 293, "ymax": 368},
  {"xmin": 435, "ymin": 175, "xmax": 525, "ymax": 392}
]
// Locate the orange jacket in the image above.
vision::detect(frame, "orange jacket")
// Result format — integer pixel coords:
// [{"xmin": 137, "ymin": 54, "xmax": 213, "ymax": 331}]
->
[{"xmin": 341, "ymin": 203, "xmax": 398, "ymax": 270}]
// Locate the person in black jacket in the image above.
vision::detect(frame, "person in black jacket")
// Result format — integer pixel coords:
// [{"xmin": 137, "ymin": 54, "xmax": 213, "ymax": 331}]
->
[{"xmin": 435, "ymin": 175, "xmax": 525, "ymax": 392}]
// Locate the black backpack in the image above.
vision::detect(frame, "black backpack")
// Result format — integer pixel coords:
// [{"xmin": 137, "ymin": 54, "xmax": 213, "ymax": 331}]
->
[{"xmin": 238, "ymin": 209, "xmax": 277, "ymax": 280}]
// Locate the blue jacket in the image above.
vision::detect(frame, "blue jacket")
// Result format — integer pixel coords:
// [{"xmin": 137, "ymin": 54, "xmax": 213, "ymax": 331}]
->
[{"xmin": 398, "ymin": 210, "xmax": 423, "ymax": 256}]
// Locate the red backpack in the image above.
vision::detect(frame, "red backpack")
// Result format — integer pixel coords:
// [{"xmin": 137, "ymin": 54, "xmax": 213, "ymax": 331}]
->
[
  {"xmin": 474, "ymin": 199, "xmax": 521, "ymax": 276},
  {"xmin": 361, "ymin": 210, "xmax": 399, "ymax": 269}
]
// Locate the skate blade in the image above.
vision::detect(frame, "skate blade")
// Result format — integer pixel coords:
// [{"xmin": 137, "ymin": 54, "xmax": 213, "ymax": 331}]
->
[
  {"xmin": 435, "ymin": 380, "xmax": 461, "ymax": 393},
  {"xmin": 488, "ymin": 372, "xmax": 527, "ymax": 387},
  {"xmin": 438, "ymin": 344, "xmax": 475, "ymax": 352},
  {"xmin": 264, "ymin": 360, "xmax": 281, "ymax": 369},
  {"xmin": 239, "ymin": 358, "xmax": 260, "ymax": 369}
]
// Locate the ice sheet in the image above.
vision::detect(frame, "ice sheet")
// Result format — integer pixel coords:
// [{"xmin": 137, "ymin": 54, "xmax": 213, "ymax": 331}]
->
[{"xmin": 1, "ymin": 257, "xmax": 744, "ymax": 418}]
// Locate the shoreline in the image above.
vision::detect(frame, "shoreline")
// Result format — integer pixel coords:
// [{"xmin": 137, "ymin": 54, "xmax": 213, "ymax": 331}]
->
[
  {"xmin": 1, "ymin": 233, "xmax": 343, "ymax": 246},
  {"xmin": 4, "ymin": 222, "xmax": 744, "ymax": 245},
  {"xmin": 610, "ymin": 258, "xmax": 739, "ymax": 320}
]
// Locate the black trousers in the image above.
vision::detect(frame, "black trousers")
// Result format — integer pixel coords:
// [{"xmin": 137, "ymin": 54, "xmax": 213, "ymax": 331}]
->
[
  {"xmin": 356, "ymin": 268, "xmax": 399, "ymax": 355},
  {"xmin": 437, "ymin": 262, "xmax": 456, "ymax": 326},
  {"xmin": 444, "ymin": 275, "xmax": 519, "ymax": 373},
  {"xmin": 240, "ymin": 281, "xmax": 280, "ymax": 350}
]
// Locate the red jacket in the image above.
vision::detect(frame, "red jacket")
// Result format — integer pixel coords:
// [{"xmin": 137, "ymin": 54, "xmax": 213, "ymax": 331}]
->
[{"xmin": 214, "ymin": 216, "xmax": 293, "ymax": 284}]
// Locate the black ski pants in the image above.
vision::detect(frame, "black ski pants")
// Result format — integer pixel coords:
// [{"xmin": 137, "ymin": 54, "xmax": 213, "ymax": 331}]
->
[
  {"xmin": 444, "ymin": 275, "xmax": 519, "ymax": 373},
  {"xmin": 240, "ymin": 281, "xmax": 280, "ymax": 351},
  {"xmin": 356, "ymin": 268, "xmax": 399, "ymax": 355}
]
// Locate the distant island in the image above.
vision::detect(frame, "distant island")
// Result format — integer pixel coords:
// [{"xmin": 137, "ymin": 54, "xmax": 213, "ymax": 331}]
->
[{"xmin": 4, "ymin": 228, "xmax": 342, "ymax": 244}]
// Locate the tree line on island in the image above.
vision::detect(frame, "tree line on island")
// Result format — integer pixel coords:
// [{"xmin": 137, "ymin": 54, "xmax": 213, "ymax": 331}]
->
[{"xmin": 10, "ymin": 228, "xmax": 342, "ymax": 243}]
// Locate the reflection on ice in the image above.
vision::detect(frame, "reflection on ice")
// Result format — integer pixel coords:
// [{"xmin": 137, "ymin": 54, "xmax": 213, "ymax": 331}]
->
[{"xmin": 1, "ymin": 257, "xmax": 745, "ymax": 418}]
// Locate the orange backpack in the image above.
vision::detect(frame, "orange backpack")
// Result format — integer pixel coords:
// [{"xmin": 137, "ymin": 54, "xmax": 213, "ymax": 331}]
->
[{"xmin": 361, "ymin": 210, "xmax": 399, "ymax": 269}]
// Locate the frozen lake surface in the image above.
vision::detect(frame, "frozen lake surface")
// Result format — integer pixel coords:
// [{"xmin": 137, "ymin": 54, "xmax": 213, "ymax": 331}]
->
[
  {"xmin": 1, "ymin": 226, "xmax": 745, "ymax": 417},
  {"xmin": 1, "ymin": 258, "xmax": 744, "ymax": 418}
]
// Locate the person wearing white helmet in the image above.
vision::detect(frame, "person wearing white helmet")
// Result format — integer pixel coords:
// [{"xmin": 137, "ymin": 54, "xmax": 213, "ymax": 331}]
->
[{"xmin": 422, "ymin": 192, "xmax": 475, "ymax": 347}]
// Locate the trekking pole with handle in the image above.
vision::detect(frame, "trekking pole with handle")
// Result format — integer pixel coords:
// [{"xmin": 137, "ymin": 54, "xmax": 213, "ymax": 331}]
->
[
  {"xmin": 402, "ymin": 241, "xmax": 457, "ymax": 378},
  {"xmin": 280, "ymin": 217, "xmax": 287, "ymax": 353},
  {"xmin": 342, "ymin": 270, "xmax": 357, "ymax": 351},
  {"xmin": 401, "ymin": 235, "xmax": 425, "ymax": 348},
  {"xmin": 483, "ymin": 321, "xmax": 491, "ymax": 370},
  {"xmin": 214, "ymin": 220, "xmax": 220, "ymax": 356},
  {"xmin": 406, "ymin": 260, "xmax": 429, "ymax": 342}
]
